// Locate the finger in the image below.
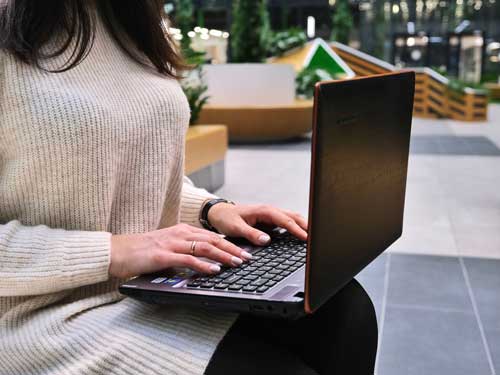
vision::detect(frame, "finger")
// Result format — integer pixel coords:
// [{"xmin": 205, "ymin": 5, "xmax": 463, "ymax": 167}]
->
[
  {"xmin": 258, "ymin": 209, "xmax": 308, "ymax": 241},
  {"xmin": 194, "ymin": 241, "xmax": 246, "ymax": 267},
  {"xmin": 281, "ymin": 209, "xmax": 309, "ymax": 231},
  {"xmin": 172, "ymin": 239, "xmax": 243, "ymax": 268},
  {"xmin": 167, "ymin": 253, "xmax": 221, "ymax": 274},
  {"xmin": 184, "ymin": 233, "xmax": 253, "ymax": 261},
  {"xmin": 230, "ymin": 216, "xmax": 272, "ymax": 246}
]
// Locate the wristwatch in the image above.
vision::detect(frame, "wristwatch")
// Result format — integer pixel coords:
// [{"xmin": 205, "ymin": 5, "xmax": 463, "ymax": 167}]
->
[{"xmin": 199, "ymin": 198, "xmax": 235, "ymax": 233}]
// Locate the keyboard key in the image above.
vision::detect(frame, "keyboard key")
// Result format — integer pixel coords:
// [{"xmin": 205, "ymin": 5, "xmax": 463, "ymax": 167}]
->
[
  {"xmin": 200, "ymin": 282, "xmax": 215, "ymax": 289},
  {"xmin": 226, "ymin": 275, "xmax": 241, "ymax": 284},
  {"xmin": 266, "ymin": 280, "xmax": 278, "ymax": 287},
  {"xmin": 228, "ymin": 284, "xmax": 243, "ymax": 291},
  {"xmin": 243, "ymin": 275, "xmax": 258, "ymax": 281},
  {"xmin": 242, "ymin": 285, "xmax": 258, "ymax": 292},
  {"xmin": 234, "ymin": 270, "xmax": 250, "ymax": 277},
  {"xmin": 187, "ymin": 281, "xmax": 201, "ymax": 287},
  {"xmin": 261, "ymin": 273, "xmax": 274, "ymax": 279},
  {"xmin": 218, "ymin": 271, "xmax": 234, "ymax": 279},
  {"xmin": 273, "ymin": 275, "xmax": 285, "ymax": 282},
  {"xmin": 214, "ymin": 283, "xmax": 229, "ymax": 289},
  {"xmin": 251, "ymin": 279, "xmax": 267, "ymax": 287},
  {"xmin": 257, "ymin": 286, "xmax": 270, "ymax": 293}
]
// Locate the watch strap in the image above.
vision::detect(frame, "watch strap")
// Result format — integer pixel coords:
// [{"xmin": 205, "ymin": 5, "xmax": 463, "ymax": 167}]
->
[{"xmin": 199, "ymin": 198, "xmax": 235, "ymax": 232}]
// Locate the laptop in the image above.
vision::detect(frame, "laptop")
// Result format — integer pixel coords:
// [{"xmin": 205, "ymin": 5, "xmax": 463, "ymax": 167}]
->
[{"xmin": 119, "ymin": 71, "xmax": 415, "ymax": 318}]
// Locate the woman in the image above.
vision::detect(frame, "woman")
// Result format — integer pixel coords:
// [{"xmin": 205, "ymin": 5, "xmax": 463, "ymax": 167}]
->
[{"xmin": 0, "ymin": 1, "xmax": 377, "ymax": 374}]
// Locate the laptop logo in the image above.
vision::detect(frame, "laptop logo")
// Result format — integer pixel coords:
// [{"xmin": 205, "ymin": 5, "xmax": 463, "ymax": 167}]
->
[{"xmin": 336, "ymin": 114, "xmax": 359, "ymax": 126}]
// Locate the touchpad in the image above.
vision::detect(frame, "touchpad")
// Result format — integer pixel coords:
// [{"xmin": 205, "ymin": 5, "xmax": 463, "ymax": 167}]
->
[{"xmin": 270, "ymin": 285, "xmax": 300, "ymax": 300}]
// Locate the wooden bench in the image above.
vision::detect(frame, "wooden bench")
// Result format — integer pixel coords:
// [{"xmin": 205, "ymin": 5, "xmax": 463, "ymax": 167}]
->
[
  {"xmin": 185, "ymin": 125, "xmax": 228, "ymax": 192},
  {"xmin": 197, "ymin": 100, "xmax": 313, "ymax": 143}
]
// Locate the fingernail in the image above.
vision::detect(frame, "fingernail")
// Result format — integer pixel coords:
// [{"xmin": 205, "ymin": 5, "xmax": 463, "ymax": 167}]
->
[
  {"xmin": 241, "ymin": 251, "xmax": 253, "ymax": 260},
  {"xmin": 258, "ymin": 234, "xmax": 271, "ymax": 244},
  {"xmin": 210, "ymin": 264, "xmax": 221, "ymax": 273},
  {"xmin": 231, "ymin": 256, "xmax": 243, "ymax": 266}
]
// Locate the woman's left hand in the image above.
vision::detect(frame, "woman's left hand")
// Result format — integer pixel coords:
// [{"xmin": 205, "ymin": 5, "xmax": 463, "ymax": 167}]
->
[{"xmin": 207, "ymin": 203, "xmax": 308, "ymax": 246}]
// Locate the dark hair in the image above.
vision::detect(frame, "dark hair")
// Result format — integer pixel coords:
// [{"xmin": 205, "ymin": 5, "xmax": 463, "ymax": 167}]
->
[{"xmin": 0, "ymin": 0, "xmax": 186, "ymax": 77}]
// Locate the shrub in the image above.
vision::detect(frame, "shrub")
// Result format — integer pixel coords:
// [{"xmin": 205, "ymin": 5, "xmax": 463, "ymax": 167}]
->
[
  {"xmin": 230, "ymin": 0, "xmax": 270, "ymax": 63},
  {"xmin": 268, "ymin": 28, "xmax": 307, "ymax": 57},
  {"xmin": 296, "ymin": 68, "xmax": 338, "ymax": 99}
]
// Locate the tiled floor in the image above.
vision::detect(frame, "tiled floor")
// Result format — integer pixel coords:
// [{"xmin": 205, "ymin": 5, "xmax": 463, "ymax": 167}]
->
[
  {"xmin": 214, "ymin": 104, "xmax": 500, "ymax": 374},
  {"xmin": 357, "ymin": 254, "xmax": 498, "ymax": 375}
]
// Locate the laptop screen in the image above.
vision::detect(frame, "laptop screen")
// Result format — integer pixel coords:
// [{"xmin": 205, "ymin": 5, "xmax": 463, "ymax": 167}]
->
[{"xmin": 304, "ymin": 72, "xmax": 415, "ymax": 313}]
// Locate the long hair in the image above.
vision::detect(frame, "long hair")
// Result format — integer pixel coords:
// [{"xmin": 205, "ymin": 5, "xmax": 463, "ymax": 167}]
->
[{"xmin": 0, "ymin": 0, "xmax": 186, "ymax": 77}]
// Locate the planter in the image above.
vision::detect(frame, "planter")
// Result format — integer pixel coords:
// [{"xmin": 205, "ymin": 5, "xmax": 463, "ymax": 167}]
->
[
  {"xmin": 485, "ymin": 83, "xmax": 500, "ymax": 101},
  {"xmin": 185, "ymin": 125, "xmax": 228, "ymax": 192}
]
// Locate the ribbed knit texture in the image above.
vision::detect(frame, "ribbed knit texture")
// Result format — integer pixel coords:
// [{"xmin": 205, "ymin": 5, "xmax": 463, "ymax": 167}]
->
[{"xmin": 0, "ymin": 14, "xmax": 236, "ymax": 375}]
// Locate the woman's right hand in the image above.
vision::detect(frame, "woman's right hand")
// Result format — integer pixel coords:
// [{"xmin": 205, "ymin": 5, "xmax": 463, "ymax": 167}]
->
[{"xmin": 109, "ymin": 223, "xmax": 253, "ymax": 279}]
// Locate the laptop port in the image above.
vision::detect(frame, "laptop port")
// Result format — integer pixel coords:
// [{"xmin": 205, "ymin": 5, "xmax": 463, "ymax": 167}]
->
[{"xmin": 294, "ymin": 292, "xmax": 305, "ymax": 299}]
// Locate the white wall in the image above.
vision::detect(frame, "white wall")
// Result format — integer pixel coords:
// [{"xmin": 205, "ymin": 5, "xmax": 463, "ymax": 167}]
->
[{"xmin": 203, "ymin": 64, "xmax": 296, "ymax": 107}]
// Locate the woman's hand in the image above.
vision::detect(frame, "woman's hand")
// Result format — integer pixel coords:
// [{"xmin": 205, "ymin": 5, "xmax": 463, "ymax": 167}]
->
[
  {"xmin": 207, "ymin": 203, "xmax": 308, "ymax": 246},
  {"xmin": 109, "ymin": 224, "xmax": 253, "ymax": 279}
]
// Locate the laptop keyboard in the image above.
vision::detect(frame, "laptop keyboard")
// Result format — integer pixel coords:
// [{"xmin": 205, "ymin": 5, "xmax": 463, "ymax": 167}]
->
[{"xmin": 186, "ymin": 231, "xmax": 307, "ymax": 294}]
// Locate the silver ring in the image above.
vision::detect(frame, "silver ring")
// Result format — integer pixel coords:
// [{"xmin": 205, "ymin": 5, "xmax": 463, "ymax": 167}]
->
[{"xmin": 190, "ymin": 241, "xmax": 197, "ymax": 256}]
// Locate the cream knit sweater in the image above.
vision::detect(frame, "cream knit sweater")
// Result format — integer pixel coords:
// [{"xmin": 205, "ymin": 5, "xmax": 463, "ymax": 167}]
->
[{"xmin": 0, "ymin": 15, "xmax": 236, "ymax": 375}]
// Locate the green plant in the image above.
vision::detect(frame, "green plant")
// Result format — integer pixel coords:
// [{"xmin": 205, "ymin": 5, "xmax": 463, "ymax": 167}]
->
[
  {"xmin": 230, "ymin": 0, "xmax": 270, "ymax": 63},
  {"xmin": 174, "ymin": 0, "xmax": 194, "ymax": 51},
  {"xmin": 296, "ymin": 68, "xmax": 343, "ymax": 99},
  {"xmin": 331, "ymin": 0, "xmax": 353, "ymax": 45},
  {"xmin": 180, "ymin": 50, "xmax": 209, "ymax": 125},
  {"xmin": 268, "ymin": 28, "xmax": 307, "ymax": 57},
  {"xmin": 447, "ymin": 78, "xmax": 487, "ymax": 94},
  {"xmin": 182, "ymin": 75, "xmax": 210, "ymax": 125},
  {"xmin": 172, "ymin": 0, "xmax": 209, "ymax": 125}
]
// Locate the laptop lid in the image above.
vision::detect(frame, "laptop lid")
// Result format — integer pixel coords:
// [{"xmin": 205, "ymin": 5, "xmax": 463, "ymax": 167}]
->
[{"xmin": 304, "ymin": 71, "xmax": 415, "ymax": 314}]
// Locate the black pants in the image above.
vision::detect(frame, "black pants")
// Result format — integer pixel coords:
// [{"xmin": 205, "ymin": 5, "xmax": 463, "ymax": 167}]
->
[{"xmin": 205, "ymin": 279, "xmax": 378, "ymax": 375}]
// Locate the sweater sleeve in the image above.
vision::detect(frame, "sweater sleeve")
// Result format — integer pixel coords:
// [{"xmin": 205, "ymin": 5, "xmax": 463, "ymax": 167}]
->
[
  {"xmin": 0, "ymin": 220, "xmax": 111, "ymax": 297},
  {"xmin": 180, "ymin": 176, "xmax": 220, "ymax": 228}
]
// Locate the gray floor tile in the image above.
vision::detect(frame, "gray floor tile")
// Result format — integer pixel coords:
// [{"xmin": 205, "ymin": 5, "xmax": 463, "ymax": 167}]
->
[
  {"xmin": 356, "ymin": 253, "xmax": 387, "ymax": 302},
  {"xmin": 386, "ymin": 254, "xmax": 472, "ymax": 311},
  {"xmin": 377, "ymin": 306, "xmax": 490, "ymax": 375},
  {"xmin": 356, "ymin": 254, "xmax": 388, "ymax": 324},
  {"xmin": 484, "ymin": 328, "xmax": 500, "ymax": 374},
  {"xmin": 463, "ymin": 258, "xmax": 500, "ymax": 331},
  {"xmin": 410, "ymin": 135, "xmax": 500, "ymax": 156}
]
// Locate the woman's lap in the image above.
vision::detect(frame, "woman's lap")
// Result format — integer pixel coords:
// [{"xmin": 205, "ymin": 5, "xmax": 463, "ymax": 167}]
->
[
  {"xmin": 2, "ymin": 280, "xmax": 376, "ymax": 374},
  {"xmin": 2, "ymin": 295, "xmax": 236, "ymax": 375},
  {"xmin": 205, "ymin": 279, "xmax": 378, "ymax": 375}
]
